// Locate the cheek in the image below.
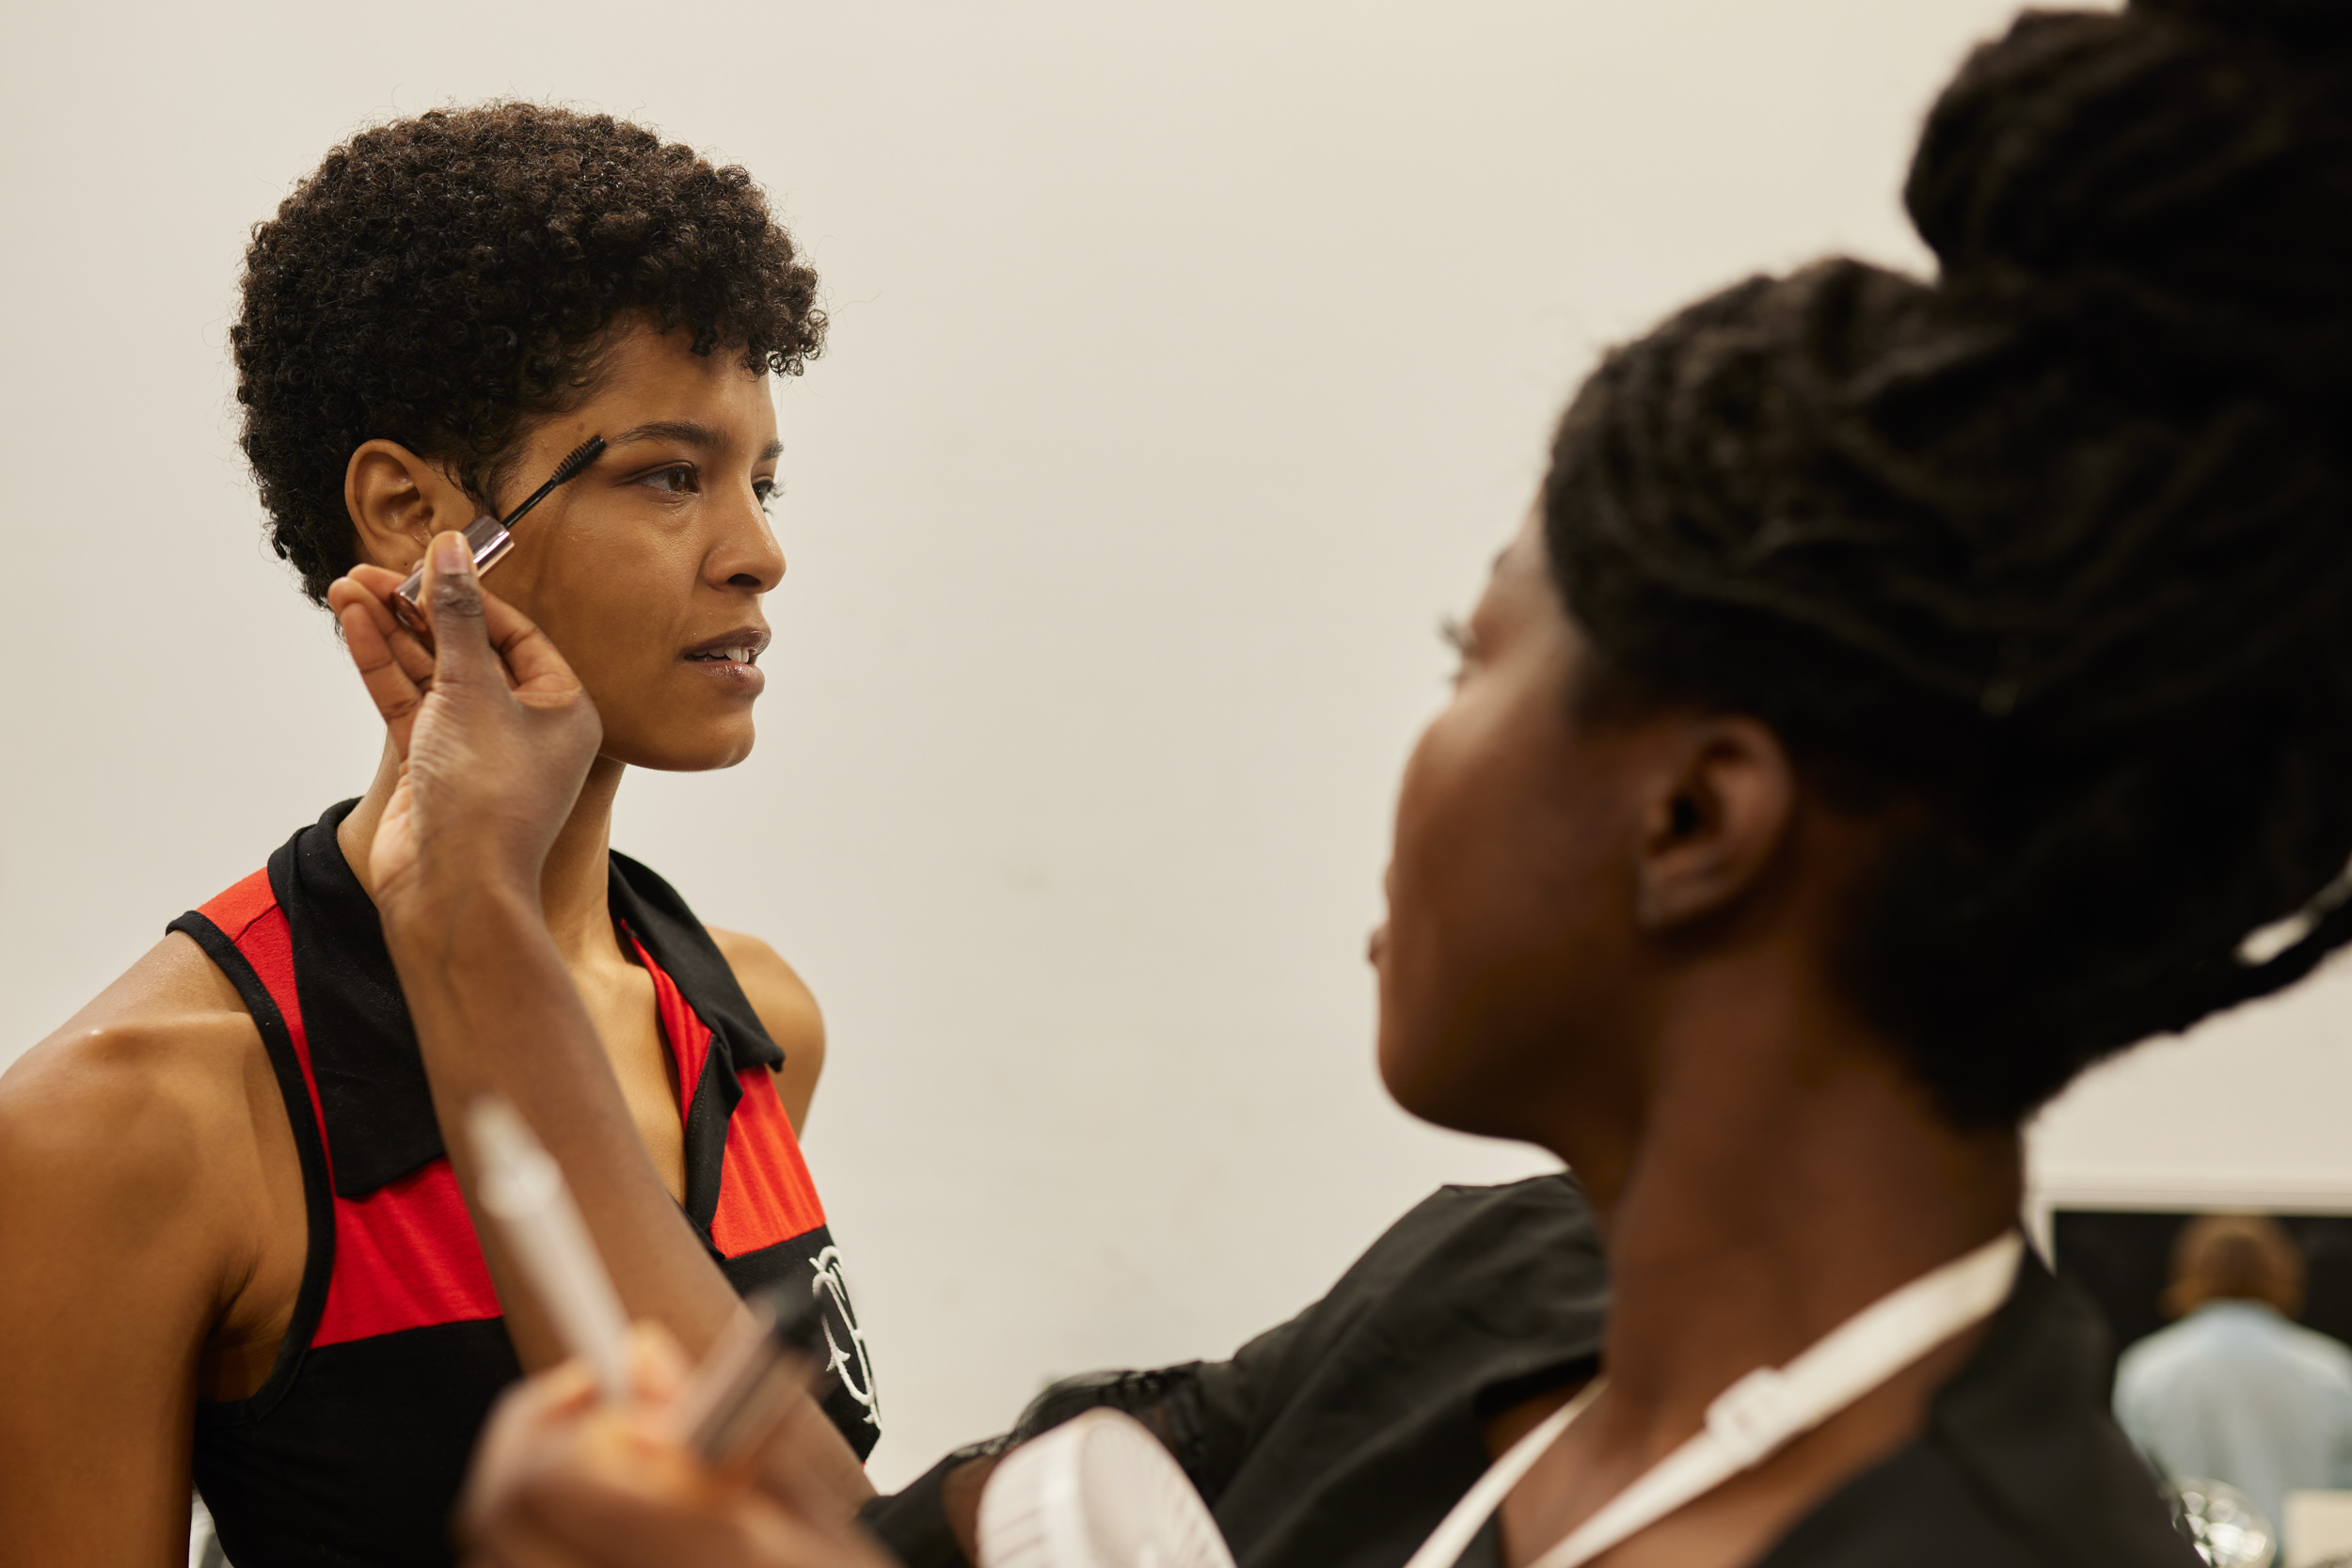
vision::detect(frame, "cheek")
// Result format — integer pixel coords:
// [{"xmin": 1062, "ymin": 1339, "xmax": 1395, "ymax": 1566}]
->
[
  {"xmin": 1389, "ymin": 690, "xmax": 1576, "ymax": 969},
  {"xmin": 494, "ymin": 528, "xmax": 763, "ymax": 769},
  {"xmin": 1377, "ymin": 691, "xmax": 1619, "ymax": 1125},
  {"xmin": 510, "ymin": 531, "xmax": 684, "ymax": 694}
]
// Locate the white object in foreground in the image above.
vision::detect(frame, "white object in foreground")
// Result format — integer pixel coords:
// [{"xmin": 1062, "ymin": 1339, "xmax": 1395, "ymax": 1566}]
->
[
  {"xmin": 977, "ymin": 1409, "xmax": 1237, "ymax": 1568},
  {"xmin": 469, "ymin": 1095, "xmax": 633, "ymax": 1402}
]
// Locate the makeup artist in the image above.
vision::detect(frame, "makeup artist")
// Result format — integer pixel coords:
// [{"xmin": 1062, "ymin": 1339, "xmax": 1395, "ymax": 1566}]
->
[
  {"xmin": 439, "ymin": 2, "xmax": 2349, "ymax": 1564},
  {"xmin": 0, "ymin": 104, "xmax": 874, "ymax": 1567}
]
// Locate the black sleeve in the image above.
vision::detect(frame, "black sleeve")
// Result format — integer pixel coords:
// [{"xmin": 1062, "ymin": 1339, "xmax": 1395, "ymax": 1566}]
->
[
  {"xmin": 855, "ymin": 1356, "xmax": 1274, "ymax": 1566},
  {"xmin": 857, "ymin": 1307, "xmax": 1329, "ymax": 1566},
  {"xmin": 857, "ymin": 1437, "xmax": 1007, "ymax": 1568},
  {"xmin": 857, "ymin": 1176, "xmax": 1604, "ymax": 1568},
  {"xmin": 1148, "ymin": 1308, "xmax": 1321, "ymax": 1499}
]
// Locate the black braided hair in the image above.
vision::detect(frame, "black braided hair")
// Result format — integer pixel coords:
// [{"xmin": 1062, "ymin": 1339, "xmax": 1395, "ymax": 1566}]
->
[
  {"xmin": 1543, "ymin": 0, "xmax": 2352, "ymax": 1124},
  {"xmin": 232, "ymin": 103, "xmax": 823, "ymax": 604}
]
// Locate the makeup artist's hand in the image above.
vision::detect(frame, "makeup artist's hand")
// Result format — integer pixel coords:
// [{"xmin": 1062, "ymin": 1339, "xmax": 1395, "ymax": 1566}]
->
[
  {"xmin": 326, "ymin": 531, "xmax": 602, "ymax": 923},
  {"xmin": 462, "ymin": 1327, "xmax": 891, "ymax": 1568}
]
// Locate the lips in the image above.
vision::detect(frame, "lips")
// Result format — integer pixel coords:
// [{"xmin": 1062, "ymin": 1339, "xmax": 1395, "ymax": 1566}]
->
[
  {"xmin": 679, "ymin": 626, "xmax": 771, "ymax": 697},
  {"xmin": 682, "ymin": 626, "xmax": 771, "ymax": 666}
]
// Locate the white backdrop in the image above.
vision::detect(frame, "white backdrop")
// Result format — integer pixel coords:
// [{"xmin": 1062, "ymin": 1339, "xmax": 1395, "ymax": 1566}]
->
[{"xmin": 12, "ymin": 0, "xmax": 2342, "ymax": 1491}]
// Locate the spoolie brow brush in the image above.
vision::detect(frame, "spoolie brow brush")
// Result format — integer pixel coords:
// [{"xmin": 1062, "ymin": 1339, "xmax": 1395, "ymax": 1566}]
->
[{"xmin": 392, "ymin": 434, "xmax": 607, "ymax": 631}]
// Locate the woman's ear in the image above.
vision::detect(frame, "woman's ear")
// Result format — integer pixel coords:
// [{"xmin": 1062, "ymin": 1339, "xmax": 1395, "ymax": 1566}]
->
[
  {"xmin": 345, "ymin": 440, "xmax": 478, "ymax": 574},
  {"xmin": 1629, "ymin": 716, "xmax": 1797, "ymax": 931}
]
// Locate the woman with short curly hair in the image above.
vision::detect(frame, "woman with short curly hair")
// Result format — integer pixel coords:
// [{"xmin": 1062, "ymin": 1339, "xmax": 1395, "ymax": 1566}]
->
[{"xmin": 0, "ymin": 103, "xmax": 876, "ymax": 1568}]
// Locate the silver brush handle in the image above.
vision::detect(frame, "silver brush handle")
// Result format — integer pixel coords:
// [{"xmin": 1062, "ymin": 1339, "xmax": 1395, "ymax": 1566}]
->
[{"xmin": 391, "ymin": 514, "xmax": 508, "ymax": 632}]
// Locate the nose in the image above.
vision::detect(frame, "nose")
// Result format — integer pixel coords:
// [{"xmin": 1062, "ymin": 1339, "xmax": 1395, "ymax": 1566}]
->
[{"xmin": 708, "ymin": 484, "xmax": 787, "ymax": 594}]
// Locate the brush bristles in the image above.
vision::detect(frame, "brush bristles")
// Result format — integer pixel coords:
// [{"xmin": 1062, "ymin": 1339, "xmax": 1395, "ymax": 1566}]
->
[
  {"xmin": 496, "ymin": 434, "xmax": 610, "ymax": 529},
  {"xmin": 549, "ymin": 435, "xmax": 606, "ymax": 486}
]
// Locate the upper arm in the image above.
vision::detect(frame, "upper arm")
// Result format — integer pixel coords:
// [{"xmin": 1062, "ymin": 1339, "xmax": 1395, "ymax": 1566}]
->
[
  {"xmin": 707, "ymin": 927, "xmax": 826, "ymax": 1133},
  {"xmin": 0, "ymin": 1020, "xmax": 259, "ymax": 1563}
]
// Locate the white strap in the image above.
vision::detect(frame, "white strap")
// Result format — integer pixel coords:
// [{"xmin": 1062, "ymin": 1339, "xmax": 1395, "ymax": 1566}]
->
[
  {"xmin": 1398, "ymin": 1380, "xmax": 1605, "ymax": 1568},
  {"xmin": 1406, "ymin": 1230, "xmax": 2025, "ymax": 1568}
]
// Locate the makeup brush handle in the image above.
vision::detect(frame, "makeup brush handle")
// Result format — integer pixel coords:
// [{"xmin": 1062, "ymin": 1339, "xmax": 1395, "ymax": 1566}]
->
[{"xmin": 392, "ymin": 515, "xmax": 509, "ymax": 633}]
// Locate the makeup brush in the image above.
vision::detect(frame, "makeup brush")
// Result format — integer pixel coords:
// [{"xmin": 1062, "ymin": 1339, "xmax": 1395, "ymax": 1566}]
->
[{"xmin": 392, "ymin": 434, "xmax": 606, "ymax": 631}]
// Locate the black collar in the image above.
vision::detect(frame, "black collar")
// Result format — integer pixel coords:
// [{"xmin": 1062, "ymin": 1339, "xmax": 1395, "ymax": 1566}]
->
[
  {"xmin": 269, "ymin": 800, "xmax": 783, "ymax": 1213},
  {"xmin": 1754, "ymin": 1249, "xmax": 2196, "ymax": 1567},
  {"xmin": 1925, "ymin": 1252, "xmax": 2191, "ymax": 1564}
]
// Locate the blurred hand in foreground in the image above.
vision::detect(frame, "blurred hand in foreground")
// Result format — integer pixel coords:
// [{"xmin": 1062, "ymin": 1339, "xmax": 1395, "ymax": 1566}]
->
[
  {"xmin": 461, "ymin": 1325, "xmax": 894, "ymax": 1568},
  {"xmin": 326, "ymin": 533, "xmax": 602, "ymax": 923}
]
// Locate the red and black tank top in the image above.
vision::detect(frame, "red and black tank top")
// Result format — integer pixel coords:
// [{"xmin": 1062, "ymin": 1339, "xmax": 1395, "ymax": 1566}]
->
[{"xmin": 170, "ymin": 801, "xmax": 880, "ymax": 1568}]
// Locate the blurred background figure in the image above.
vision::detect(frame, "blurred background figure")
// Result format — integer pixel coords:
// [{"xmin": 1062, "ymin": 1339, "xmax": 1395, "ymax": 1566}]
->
[{"xmin": 2117, "ymin": 1214, "xmax": 2352, "ymax": 1546}]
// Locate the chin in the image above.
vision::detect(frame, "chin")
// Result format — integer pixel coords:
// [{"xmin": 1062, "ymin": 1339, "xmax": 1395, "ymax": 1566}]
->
[
  {"xmin": 1376, "ymin": 942, "xmax": 1467, "ymax": 1129},
  {"xmin": 606, "ymin": 721, "xmax": 757, "ymax": 773},
  {"xmin": 1378, "ymin": 1012, "xmax": 1477, "ymax": 1133},
  {"xmin": 1377, "ymin": 994, "xmax": 1546, "ymax": 1143}
]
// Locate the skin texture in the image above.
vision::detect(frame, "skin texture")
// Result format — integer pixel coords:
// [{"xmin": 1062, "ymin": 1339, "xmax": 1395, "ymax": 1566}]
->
[
  {"xmin": 0, "ymin": 322, "xmax": 844, "ymax": 1564},
  {"xmin": 457, "ymin": 508, "xmax": 2026, "ymax": 1568}
]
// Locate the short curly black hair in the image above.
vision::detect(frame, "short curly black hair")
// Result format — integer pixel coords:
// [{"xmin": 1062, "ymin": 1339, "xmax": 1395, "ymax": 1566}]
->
[
  {"xmin": 1545, "ymin": 0, "xmax": 2352, "ymax": 1125},
  {"xmin": 232, "ymin": 102, "xmax": 823, "ymax": 603}
]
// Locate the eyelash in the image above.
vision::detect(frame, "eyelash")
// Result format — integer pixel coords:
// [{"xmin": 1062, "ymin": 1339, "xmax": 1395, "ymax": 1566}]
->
[
  {"xmin": 642, "ymin": 464, "xmax": 779, "ymax": 510},
  {"xmin": 1440, "ymin": 615, "xmax": 1477, "ymax": 682}
]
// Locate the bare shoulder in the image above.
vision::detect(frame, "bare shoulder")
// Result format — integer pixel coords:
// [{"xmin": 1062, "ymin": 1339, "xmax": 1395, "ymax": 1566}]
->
[
  {"xmin": 1, "ymin": 931, "xmax": 277, "ymax": 1243},
  {"xmin": 706, "ymin": 927, "xmax": 826, "ymax": 1132},
  {"xmin": 705, "ymin": 926, "xmax": 824, "ymax": 1049},
  {"xmin": 0, "ymin": 936, "xmax": 287, "ymax": 1557},
  {"xmin": 2, "ymin": 931, "xmax": 307, "ymax": 1385}
]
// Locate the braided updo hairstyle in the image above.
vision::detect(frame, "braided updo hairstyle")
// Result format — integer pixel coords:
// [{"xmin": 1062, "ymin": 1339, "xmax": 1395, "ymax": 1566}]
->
[
  {"xmin": 1544, "ymin": 0, "xmax": 2352, "ymax": 1124},
  {"xmin": 233, "ymin": 103, "xmax": 823, "ymax": 604}
]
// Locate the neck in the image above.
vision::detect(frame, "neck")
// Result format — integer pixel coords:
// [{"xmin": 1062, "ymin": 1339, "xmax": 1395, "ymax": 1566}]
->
[
  {"xmin": 1554, "ymin": 954, "xmax": 2022, "ymax": 1439},
  {"xmin": 339, "ymin": 739, "xmax": 630, "ymax": 967}
]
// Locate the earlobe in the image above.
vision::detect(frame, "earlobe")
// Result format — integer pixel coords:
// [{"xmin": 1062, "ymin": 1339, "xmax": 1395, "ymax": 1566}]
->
[
  {"xmin": 345, "ymin": 440, "xmax": 471, "ymax": 574},
  {"xmin": 1631, "ymin": 718, "xmax": 1797, "ymax": 931}
]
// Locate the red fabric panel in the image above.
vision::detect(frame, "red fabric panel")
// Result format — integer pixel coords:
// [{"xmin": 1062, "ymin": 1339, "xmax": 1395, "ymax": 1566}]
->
[
  {"xmin": 628, "ymin": 933, "xmax": 826, "ymax": 1258},
  {"xmin": 314, "ymin": 1158, "xmax": 502, "ymax": 1347},
  {"xmin": 208, "ymin": 869, "xmax": 501, "ymax": 1345},
  {"xmin": 202, "ymin": 873, "xmax": 335, "ymax": 1192},
  {"xmin": 634, "ymin": 931, "xmax": 710, "ymax": 1113},
  {"xmin": 709, "ymin": 1071, "xmax": 826, "ymax": 1258},
  {"xmin": 199, "ymin": 868, "xmax": 278, "ymax": 947}
]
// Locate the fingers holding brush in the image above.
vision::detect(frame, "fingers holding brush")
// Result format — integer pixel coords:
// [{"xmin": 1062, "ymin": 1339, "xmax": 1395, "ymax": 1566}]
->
[
  {"xmin": 342, "ymin": 562, "xmax": 435, "ymax": 672},
  {"xmin": 328, "ymin": 431, "xmax": 605, "ymax": 729},
  {"xmin": 329, "ymin": 554, "xmax": 576, "ymax": 743},
  {"xmin": 329, "ymin": 566, "xmax": 436, "ymax": 755}
]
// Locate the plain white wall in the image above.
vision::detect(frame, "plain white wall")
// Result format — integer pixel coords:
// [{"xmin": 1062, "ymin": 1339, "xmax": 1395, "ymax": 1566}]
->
[{"xmin": 15, "ymin": 0, "xmax": 2332, "ymax": 1492}]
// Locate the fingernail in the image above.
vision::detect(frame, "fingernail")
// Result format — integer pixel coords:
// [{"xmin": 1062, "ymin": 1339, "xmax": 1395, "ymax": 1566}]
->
[{"xmin": 433, "ymin": 532, "xmax": 470, "ymax": 574}]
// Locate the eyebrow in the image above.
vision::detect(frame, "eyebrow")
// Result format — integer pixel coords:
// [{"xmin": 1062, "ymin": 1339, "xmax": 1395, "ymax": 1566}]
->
[{"xmin": 607, "ymin": 420, "xmax": 785, "ymax": 465}]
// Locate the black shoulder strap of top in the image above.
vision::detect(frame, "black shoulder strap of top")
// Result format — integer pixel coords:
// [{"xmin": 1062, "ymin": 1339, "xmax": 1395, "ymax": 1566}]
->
[
  {"xmin": 167, "ymin": 907, "xmax": 338, "ymax": 1418},
  {"xmin": 273, "ymin": 800, "xmax": 443, "ymax": 1198},
  {"xmin": 606, "ymin": 851, "xmax": 786, "ymax": 1072}
]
